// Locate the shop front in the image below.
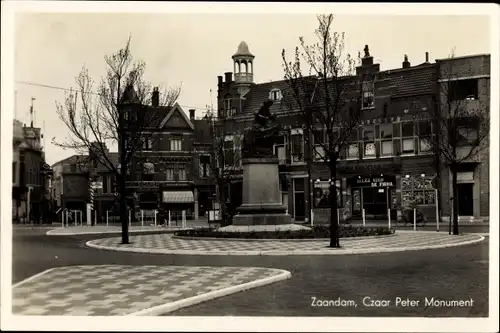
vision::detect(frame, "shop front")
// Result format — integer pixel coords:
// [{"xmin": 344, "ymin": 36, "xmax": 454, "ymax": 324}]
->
[{"xmin": 348, "ymin": 175, "xmax": 397, "ymax": 219}]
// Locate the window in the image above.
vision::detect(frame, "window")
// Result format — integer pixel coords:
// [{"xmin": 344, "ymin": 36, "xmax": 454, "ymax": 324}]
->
[
  {"xmin": 379, "ymin": 123, "xmax": 393, "ymax": 156},
  {"xmin": 363, "ymin": 126, "xmax": 375, "ymax": 157},
  {"xmin": 143, "ymin": 162, "xmax": 155, "ymax": 174},
  {"xmin": 449, "ymin": 79, "xmax": 479, "ymax": 101},
  {"xmin": 199, "ymin": 155, "xmax": 211, "ymax": 177},
  {"xmin": 418, "ymin": 121, "xmax": 433, "ymax": 153},
  {"xmin": 223, "ymin": 140, "xmax": 235, "ymax": 167},
  {"xmin": 170, "ymin": 138, "xmax": 182, "ymax": 151},
  {"xmin": 312, "ymin": 127, "xmax": 326, "ymax": 161},
  {"xmin": 269, "ymin": 89, "xmax": 282, "ymax": 101},
  {"xmin": 224, "ymin": 98, "xmax": 232, "ymax": 111},
  {"xmin": 166, "ymin": 169, "xmax": 174, "ymax": 181},
  {"xmin": 234, "ymin": 135, "xmax": 242, "ymax": 167},
  {"xmin": 401, "ymin": 122, "xmax": 415, "ymax": 154},
  {"xmin": 103, "ymin": 175, "xmax": 114, "ymax": 193},
  {"xmin": 362, "ymin": 81, "xmax": 375, "ymax": 108},
  {"xmin": 313, "ymin": 180, "xmax": 342, "ymax": 208},
  {"xmin": 290, "ymin": 129, "xmax": 304, "ymax": 163},
  {"xmin": 401, "ymin": 175, "xmax": 437, "ymax": 207},
  {"xmin": 143, "ymin": 137, "xmax": 153, "ymax": 150},
  {"xmin": 12, "ymin": 162, "xmax": 16, "ymax": 183},
  {"xmin": 273, "ymin": 134, "xmax": 288, "ymax": 165},
  {"xmin": 177, "ymin": 168, "xmax": 187, "ymax": 181},
  {"xmin": 347, "ymin": 130, "xmax": 359, "ymax": 159}
]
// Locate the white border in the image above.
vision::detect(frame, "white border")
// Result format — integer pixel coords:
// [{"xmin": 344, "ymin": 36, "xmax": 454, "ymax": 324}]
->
[{"xmin": 1, "ymin": 2, "xmax": 498, "ymax": 332}]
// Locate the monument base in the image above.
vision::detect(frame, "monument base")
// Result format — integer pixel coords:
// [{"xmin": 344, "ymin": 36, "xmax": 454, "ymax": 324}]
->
[{"xmin": 232, "ymin": 212, "xmax": 292, "ymax": 226}]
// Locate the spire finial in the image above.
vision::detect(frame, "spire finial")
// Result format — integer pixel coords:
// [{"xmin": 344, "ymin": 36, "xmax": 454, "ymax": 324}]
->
[{"xmin": 364, "ymin": 45, "xmax": 370, "ymax": 57}]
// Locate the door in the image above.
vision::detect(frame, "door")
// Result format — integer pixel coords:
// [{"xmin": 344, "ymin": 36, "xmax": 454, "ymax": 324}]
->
[
  {"xmin": 363, "ymin": 187, "xmax": 387, "ymax": 215},
  {"xmin": 294, "ymin": 192, "xmax": 305, "ymax": 221},
  {"xmin": 457, "ymin": 183, "xmax": 474, "ymax": 216}
]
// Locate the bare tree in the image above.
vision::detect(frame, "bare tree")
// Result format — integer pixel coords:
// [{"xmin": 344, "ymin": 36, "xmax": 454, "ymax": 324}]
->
[
  {"xmin": 282, "ymin": 14, "xmax": 362, "ymax": 248},
  {"xmin": 54, "ymin": 37, "xmax": 181, "ymax": 243},
  {"xmin": 202, "ymin": 109, "xmax": 242, "ymax": 226},
  {"xmin": 422, "ymin": 51, "xmax": 489, "ymax": 235}
]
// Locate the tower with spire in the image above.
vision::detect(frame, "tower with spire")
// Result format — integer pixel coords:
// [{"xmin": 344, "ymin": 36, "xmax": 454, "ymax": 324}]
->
[{"xmin": 232, "ymin": 41, "xmax": 255, "ymax": 96}]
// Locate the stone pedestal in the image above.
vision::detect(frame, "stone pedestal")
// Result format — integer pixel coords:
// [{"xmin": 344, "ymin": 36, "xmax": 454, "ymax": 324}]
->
[{"xmin": 232, "ymin": 157, "xmax": 292, "ymax": 226}]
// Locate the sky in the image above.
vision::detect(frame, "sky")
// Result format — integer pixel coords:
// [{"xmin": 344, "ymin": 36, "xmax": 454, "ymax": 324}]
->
[{"xmin": 14, "ymin": 11, "xmax": 491, "ymax": 165}]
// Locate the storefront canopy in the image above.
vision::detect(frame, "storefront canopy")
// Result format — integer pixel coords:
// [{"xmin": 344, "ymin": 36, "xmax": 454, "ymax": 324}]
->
[{"xmin": 162, "ymin": 191, "xmax": 194, "ymax": 204}]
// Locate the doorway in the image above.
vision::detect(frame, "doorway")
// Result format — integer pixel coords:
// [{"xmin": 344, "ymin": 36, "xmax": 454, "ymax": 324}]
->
[
  {"xmin": 457, "ymin": 183, "xmax": 474, "ymax": 216},
  {"xmin": 362, "ymin": 187, "xmax": 388, "ymax": 216},
  {"xmin": 294, "ymin": 192, "xmax": 305, "ymax": 221}
]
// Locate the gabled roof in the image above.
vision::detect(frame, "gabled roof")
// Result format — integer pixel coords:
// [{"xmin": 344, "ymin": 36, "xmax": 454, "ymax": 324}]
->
[
  {"xmin": 241, "ymin": 80, "xmax": 291, "ymax": 114},
  {"xmin": 159, "ymin": 103, "xmax": 195, "ymax": 130}
]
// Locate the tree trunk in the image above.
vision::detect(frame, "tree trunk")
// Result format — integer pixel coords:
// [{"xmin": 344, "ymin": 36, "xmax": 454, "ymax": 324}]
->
[
  {"xmin": 451, "ymin": 166, "xmax": 460, "ymax": 235},
  {"xmin": 119, "ymin": 172, "xmax": 129, "ymax": 244},
  {"xmin": 329, "ymin": 157, "xmax": 340, "ymax": 248}
]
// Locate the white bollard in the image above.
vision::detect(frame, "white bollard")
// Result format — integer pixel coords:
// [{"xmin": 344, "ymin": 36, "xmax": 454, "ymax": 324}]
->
[
  {"xmin": 362, "ymin": 209, "xmax": 366, "ymax": 227},
  {"xmin": 62, "ymin": 211, "xmax": 65, "ymax": 228},
  {"xmin": 154, "ymin": 210, "xmax": 157, "ymax": 227},
  {"xmin": 182, "ymin": 210, "xmax": 186, "ymax": 228},
  {"xmin": 388, "ymin": 208, "xmax": 391, "ymax": 229},
  {"xmin": 106, "ymin": 210, "xmax": 109, "ymax": 227},
  {"xmin": 337, "ymin": 208, "xmax": 340, "ymax": 225},
  {"xmin": 168, "ymin": 210, "xmax": 171, "ymax": 227},
  {"xmin": 435, "ymin": 189, "xmax": 439, "ymax": 232},
  {"xmin": 141, "ymin": 210, "xmax": 144, "ymax": 228},
  {"xmin": 310, "ymin": 210, "xmax": 314, "ymax": 227},
  {"xmin": 413, "ymin": 208, "xmax": 417, "ymax": 231},
  {"xmin": 129, "ymin": 210, "xmax": 131, "ymax": 227}
]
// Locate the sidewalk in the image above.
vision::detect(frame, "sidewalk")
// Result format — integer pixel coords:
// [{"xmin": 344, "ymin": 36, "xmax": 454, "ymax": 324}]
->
[
  {"xmin": 12, "ymin": 265, "xmax": 290, "ymax": 316},
  {"xmin": 306, "ymin": 219, "xmax": 490, "ymax": 227},
  {"xmin": 86, "ymin": 231, "xmax": 485, "ymax": 256}
]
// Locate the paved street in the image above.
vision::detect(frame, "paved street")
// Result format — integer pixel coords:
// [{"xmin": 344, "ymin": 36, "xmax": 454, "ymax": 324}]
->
[{"xmin": 11, "ymin": 227, "xmax": 489, "ymax": 316}]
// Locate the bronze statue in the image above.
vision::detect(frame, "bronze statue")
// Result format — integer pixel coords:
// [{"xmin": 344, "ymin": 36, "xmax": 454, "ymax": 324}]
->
[{"xmin": 242, "ymin": 99, "xmax": 282, "ymax": 158}]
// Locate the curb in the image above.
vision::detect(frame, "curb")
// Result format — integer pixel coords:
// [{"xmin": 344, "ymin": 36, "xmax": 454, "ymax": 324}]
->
[
  {"xmin": 86, "ymin": 235, "xmax": 485, "ymax": 256},
  {"xmin": 13, "ymin": 267, "xmax": 58, "ymax": 288},
  {"xmin": 171, "ymin": 233, "xmax": 396, "ymax": 242},
  {"xmin": 46, "ymin": 227, "xmax": 188, "ymax": 236},
  {"xmin": 129, "ymin": 269, "xmax": 292, "ymax": 316}
]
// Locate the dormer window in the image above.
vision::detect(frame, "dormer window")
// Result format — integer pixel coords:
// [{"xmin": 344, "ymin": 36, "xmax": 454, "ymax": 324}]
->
[{"xmin": 269, "ymin": 89, "xmax": 282, "ymax": 101}]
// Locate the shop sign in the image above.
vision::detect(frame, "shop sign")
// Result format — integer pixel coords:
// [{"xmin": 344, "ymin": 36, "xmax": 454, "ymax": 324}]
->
[{"xmin": 355, "ymin": 176, "xmax": 395, "ymax": 188}]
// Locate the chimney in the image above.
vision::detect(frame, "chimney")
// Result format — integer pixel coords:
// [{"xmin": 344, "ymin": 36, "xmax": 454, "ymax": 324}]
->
[
  {"xmin": 218, "ymin": 76, "xmax": 223, "ymax": 86},
  {"xmin": 402, "ymin": 54, "xmax": 411, "ymax": 69},
  {"xmin": 425, "ymin": 52, "xmax": 429, "ymax": 63},
  {"xmin": 152, "ymin": 87, "xmax": 159, "ymax": 107},
  {"xmin": 224, "ymin": 72, "xmax": 233, "ymax": 83},
  {"xmin": 189, "ymin": 109, "xmax": 195, "ymax": 120}
]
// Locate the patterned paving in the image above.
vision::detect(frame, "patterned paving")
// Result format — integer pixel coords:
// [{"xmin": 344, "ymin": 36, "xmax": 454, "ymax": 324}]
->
[
  {"xmin": 12, "ymin": 265, "xmax": 289, "ymax": 316},
  {"xmin": 86, "ymin": 232, "xmax": 484, "ymax": 255}
]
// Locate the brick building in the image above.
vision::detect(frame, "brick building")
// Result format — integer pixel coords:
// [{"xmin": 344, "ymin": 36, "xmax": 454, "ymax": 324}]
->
[
  {"xmin": 51, "ymin": 91, "xmax": 215, "ymax": 223},
  {"xmin": 216, "ymin": 42, "xmax": 490, "ymax": 223},
  {"xmin": 12, "ymin": 120, "xmax": 52, "ymax": 223},
  {"xmin": 436, "ymin": 54, "xmax": 490, "ymax": 222}
]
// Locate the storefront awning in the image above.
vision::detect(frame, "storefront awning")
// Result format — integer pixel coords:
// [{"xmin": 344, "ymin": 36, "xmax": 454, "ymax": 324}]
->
[{"xmin": 162, "ymin": 191, "xmax": 194, "ymax": 204}]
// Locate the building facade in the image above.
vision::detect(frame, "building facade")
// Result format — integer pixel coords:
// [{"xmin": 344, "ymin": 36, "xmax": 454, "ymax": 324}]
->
[
  {"xmin": 51, "ymin": 91, "xmax": 215, "ymax": 223},
  {"xmin": 436, "ymin": 54, "xmax": 490, "ymax": 222},
  {"xmin": 216, "ymin": 42, "xmax": 490, "ymax": 223},
  {"xmin": 12, "ymin": 120, "xmax": 53, "ymax": 223}
]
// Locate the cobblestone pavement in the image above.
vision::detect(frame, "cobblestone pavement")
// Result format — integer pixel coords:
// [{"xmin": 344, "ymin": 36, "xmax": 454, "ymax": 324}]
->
[
  {"xmin": 86, "ymin": 232, "xmax": 484, "ymax": 255},
  {"xmin": 12, "ymin": 265, "xmax": 289, "ymax": 316}
]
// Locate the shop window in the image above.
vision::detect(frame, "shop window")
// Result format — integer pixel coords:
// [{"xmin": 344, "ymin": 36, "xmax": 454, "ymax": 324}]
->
[
  {"xmin": 166, "ymin": 168, "xmax": 174, "ymax": 181},
  {"xmin": 363, "ymin": 126, "xmax": 375, "ymax": 157},
  {"xmin": 313, "ymin": 180, "xmax": 342, "ymax": 208},
  {"xmin": 177, "ymin": 168, "xmax": 187, "ymax": 181},
  {"xmin": 379, "ymin": 123, "xmax": 393, "ymax": 156},
  {"xmin": 401, "ymin": 175, "xmax": 436, "ymax": 207},
  {"xmin": 290, "ymin": 129, "xmax": 304, "ymax": 163},
  {"xmin": 223, "ymin": 140, "xmax": 235, "ymax": 167},
  {"xmin": 401, "ymin": 122, "xmax": 415, "ymax": 154},
  {"xmin": 143, "ymin": 137, "xmax": 153, "ymax": 150}
]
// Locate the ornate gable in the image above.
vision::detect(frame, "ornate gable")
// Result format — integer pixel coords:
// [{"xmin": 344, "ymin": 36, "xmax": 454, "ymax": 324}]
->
[{"xmin": 159, "ymin": 103, "xmax": 195, "ymax": 130}]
